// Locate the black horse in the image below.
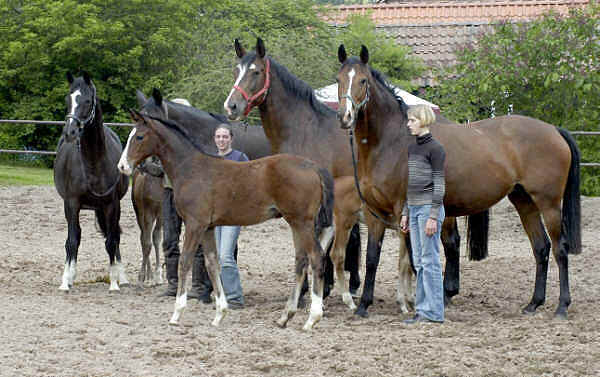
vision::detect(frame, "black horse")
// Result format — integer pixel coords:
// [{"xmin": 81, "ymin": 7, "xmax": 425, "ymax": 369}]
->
[
  {"xmin": 54, "ymin": 71, "xmax": 129, "ymax": 292},
  {"xmin": 136, "ymin": 88, "xmax": 362, "ymax": 298}
]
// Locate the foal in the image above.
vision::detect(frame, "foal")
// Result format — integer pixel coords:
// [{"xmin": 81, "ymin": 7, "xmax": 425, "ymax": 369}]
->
[{"xmin": 118, "ymin": 111, "xmax": 334, "ymax": 330}]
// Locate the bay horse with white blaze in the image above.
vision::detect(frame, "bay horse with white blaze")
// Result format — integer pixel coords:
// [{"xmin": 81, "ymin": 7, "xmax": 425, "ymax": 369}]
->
[
  {"xmin": 224, "ymin": 38, "xmax": 376, "ymax": 312},
  {"xmin": 336, "ymin": 45, "xmax": 581, "ymax": 319},
  {"xmin": 54, "ymin": 71, "xmax": 129, "ymax": 292},
  {"xmin": 118, "ymin": 110, "xmax": 334, "ymax": 330}
]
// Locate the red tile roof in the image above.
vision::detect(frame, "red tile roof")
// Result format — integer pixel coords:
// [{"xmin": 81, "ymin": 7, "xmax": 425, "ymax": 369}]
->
[{"xmin": 323, "ymin": 1, "xmax": 590, "ymax": 85}]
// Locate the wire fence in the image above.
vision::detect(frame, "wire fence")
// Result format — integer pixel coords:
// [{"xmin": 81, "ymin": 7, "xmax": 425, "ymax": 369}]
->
[{"xmin": 0, "ymin": 119, "xmax": 599, "ymax": 166}]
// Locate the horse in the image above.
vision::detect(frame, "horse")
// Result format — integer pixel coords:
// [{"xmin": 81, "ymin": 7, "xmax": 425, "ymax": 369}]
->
[
  {"xmin": 335, "ymin": 44, "xmax": 581, "ymax": 319},
  {"xmin": 131, "ymin": 157, "xmax": 164, "ymax": 286},
  {"xmin": 53, "ymin": 71, "xmax": 130, "ymax": 292},
  {"xmin": 137, "ymin": 87, "xmax": 362, "ymax": 300},
  {"xmin": 118, "ymin": 110, "xmax": 335, "ymax": 330},
  {"xmin": 223, "ymin": 38, "xmax": 376, "ymax": 312}
]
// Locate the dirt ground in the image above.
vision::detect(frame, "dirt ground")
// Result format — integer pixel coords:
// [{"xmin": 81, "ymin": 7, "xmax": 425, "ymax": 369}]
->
[{"xmin": 1, "ymin": 185, "xmax": 599, "ymax": 377}]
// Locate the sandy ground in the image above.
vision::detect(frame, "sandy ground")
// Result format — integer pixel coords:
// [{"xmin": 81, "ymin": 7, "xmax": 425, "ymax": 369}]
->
[{"xmin": 1, "ymin": 185, "xmax": 599, "ymax": 377}]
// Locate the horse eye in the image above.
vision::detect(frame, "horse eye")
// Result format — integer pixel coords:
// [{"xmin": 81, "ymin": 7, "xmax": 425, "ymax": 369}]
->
[
  {"xmin": 360, "ymin": 79, "xmax": 367, "ymax": 85},
  {"xmin": 254, "ymin": 71, "xmax": 260, "ymax": 76},
  {"xmin": 136, "ymin": 135, "xmax": 144, "ymax": 141}
]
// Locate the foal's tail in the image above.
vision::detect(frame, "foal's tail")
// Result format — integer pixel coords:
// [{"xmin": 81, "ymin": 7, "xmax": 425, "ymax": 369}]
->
[
  {"xmin": 467, "ymin": 210, "xmax": 490, "ymax": 261},
  {"xmin": 557, "ymin": 127, "xmax": 582, "ymax": 254},
  {"xmin": 314, "ymin": 167, "xmax": 334, "ymax": 238}
]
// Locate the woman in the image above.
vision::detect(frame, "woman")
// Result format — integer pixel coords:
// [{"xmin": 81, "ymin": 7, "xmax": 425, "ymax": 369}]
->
[
  {"xmin": 400, "ymin": 104, "xmax": 446, "ymax": 324},
  {"xmin": 214, "ymin": 123, "xmax": 249, "ymax": 309}
]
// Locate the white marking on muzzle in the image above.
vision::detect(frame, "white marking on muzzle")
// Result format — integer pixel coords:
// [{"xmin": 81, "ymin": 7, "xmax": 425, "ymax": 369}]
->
[
  {"xmin": 224, "ymin": 63, "xmax": 247, "ymax": 116},
  {"xmin": 66, "ymin": 89, "xmax": 81, "ymax": 128},
  {"xmin": 117, "ymin": 129, "xmax": 136, "ymax": 175}
]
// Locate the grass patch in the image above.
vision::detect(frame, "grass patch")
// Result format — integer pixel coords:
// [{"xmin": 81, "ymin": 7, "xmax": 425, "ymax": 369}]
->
[{"xmin": 0, "ymin": 164, "xmax": 54, "ymax": 186}]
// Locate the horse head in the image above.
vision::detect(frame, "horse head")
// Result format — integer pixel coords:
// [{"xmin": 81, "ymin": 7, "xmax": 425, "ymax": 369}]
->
[
  {"xmin": 224, "ymin": 37, "xmax": 271, "ymax": 120},
  {"xmin": 118, "ymin": 109, "xmax": 160, "ymax": 176},
  {"xmin": 65, "ymin": 71, "xmax": 97, "ymax": 142},
  {"xmin": 336, "ymin": 45, "xmax": 372, "ymax": 130},
  {"xmin": 136, "ymin": 88, "xmax": 169, "ymax": 119}
]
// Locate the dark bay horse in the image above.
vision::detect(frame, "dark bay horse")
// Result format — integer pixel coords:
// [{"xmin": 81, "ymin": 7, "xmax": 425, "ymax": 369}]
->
[
  {"xmin": 223, "ymin": 38, "xmax": 375, "ymax": 312},
  {"xmin": 54, "ymin": 71, "xmax": 129, "ymax": 291},
  {"xmin": 131, "ymin": 159, "xmax": 163, "ymax": 286},
  {"xmin": 118, "ymin": 111, "xmax": 334, "ymax": 330},
  {"xmin": 336, "ymin": 45, "xmax": 581, "ymax": 319}
]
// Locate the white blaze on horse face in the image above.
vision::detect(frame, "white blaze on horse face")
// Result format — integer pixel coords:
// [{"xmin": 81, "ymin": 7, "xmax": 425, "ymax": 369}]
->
[
  {"xmin": 66, "ymin": 89, "xmax": 82, "ymax": 128},
  {"xmin": 343, "ymin": 69, "xmax": 356, "ymax": 124},
  {"xmin": 224, "ymin": 63, "xmax": 248, "ymax": 116},
  {"xmin": 118, "ymin": 129, "xmax": 136, "ymax": 175}
]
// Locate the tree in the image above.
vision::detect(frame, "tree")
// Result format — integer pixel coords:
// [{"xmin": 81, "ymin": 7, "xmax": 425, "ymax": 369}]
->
[
  {"xmin": 425, "ymin": 4, "xmax": 600, "ymax": 195},
  {"xmin": 0, "ymin": 0, "xmax": 201, "ymax": 155}
]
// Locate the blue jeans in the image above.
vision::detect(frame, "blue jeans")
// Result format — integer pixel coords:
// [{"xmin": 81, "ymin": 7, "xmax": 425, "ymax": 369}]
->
[
  {"xmin": 214, "ymin": 225, "xmax": 244, "ymax": 304},
  {"xmin": 408, "ymin": 204, "xmax": 445, "ymax": 322}
]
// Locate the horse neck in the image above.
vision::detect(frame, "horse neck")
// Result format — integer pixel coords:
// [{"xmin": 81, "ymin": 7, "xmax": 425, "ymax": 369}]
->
[
  {"xmin": 149, "ymin": 122, "xmax": 210, "ymax": 188},
  {"xmin": 355, "ymin": 79, "xmax": 412, "ymax": 161},
  {"xmin": 258, "ymin": 71, "xmax": 329, "ymax": 155},
  {"xmin": 165, "ymin": 105, "xmax": 215, "ymax": 148},
  {"xmin": 79, "ymin": 103, "xmax": 107, "ymax": 165}
]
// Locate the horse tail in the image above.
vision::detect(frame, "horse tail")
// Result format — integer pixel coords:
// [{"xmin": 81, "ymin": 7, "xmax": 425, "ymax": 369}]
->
[
  {"xmin": 95, "ymin": 209, "xmax": 108, "ymax": 238},
  {"xmin": 467, "ymin": 210, "xmax": 489, "ymax": 261},
  {"xmin": 557, "ymin": 127, "xmax": 582, "ymax": 254},
  {"xmin": 315, "ymin": 167, "xmax": 334, "ymax": 237}
]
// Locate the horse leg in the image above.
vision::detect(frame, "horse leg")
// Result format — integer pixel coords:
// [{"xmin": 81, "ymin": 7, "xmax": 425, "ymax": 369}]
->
[
  {"xmin": 304, "ymin": 231, "xmax": 326, "ymax": 331},
  {"xmin": 330, "ymin": 212, "xmax": 357, "ymax": 310},
  {"xmin": 170, "ymin": 225, "xmax": 207, "ymax": 325},
  {"xmin": 277, "ymin": 228, "xmax": 309, "ymax": 329},
  {"xmin": 508, "ymin": 188, "xmax": 551, "ymax": 315},
  {"xmin": 355, "ymin": 214, "xmax": 386, "ymax": 318},
  {"xmin": 346, "ymin": 223, "xmax": 362, "ymax": 297},
  {"xmin": 152, "ymin": 217, "xmax": 163, "ymax": 285},
  {"xmin": 138, "ymin": 212, "xmax": 153, "ymax": 287},
  {"xmin": 59, "ymin": 200, "xmax": 81, "ymax": 291},
  {"xmin": 441, "ymin": 217, "xmax": 460, "ymax": 306},
  {"xmin": 203, "ymin": 227, "xmax": 229, "ymax": 326},
  {"xmin": 103, "ymin": 201, "xmax": 128, "ymax": 291},
  {"xmin": 395, "ymin": 230, "xmax": 413, "ymax": 313}
]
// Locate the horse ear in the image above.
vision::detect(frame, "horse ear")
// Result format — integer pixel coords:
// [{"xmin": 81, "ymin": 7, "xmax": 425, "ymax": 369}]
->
[
  {"xmin": 360, "ymin": 45, "xmax": 369, "ymax": 64},
  {"xmin": 82, "ymin": 71, "xmax": 92, "ymax": 85},
  {"xmin": 129, "ymin": 108, "xmax": 142, "ymax": 122},
  {"xmin": 234, "ymin": 38, "xmax": 246, "ymax": 58},
  {"xmin": 152, "ymin": 88, "xmax": 163, "ymax": 106},
  {"xmin": 136, "ymin": 90, "xmax": 148, "ymax": 107},
  {"xmin": 256, "ymin": 37, "xmax": 266, "ymax": 59},
  {"xmin": 338, "ymin": 44, "xmax": 347, "ymax": 64},
  {"xmin": 66, "ymin": 71, "xmax": 74, "ymax": 84}
]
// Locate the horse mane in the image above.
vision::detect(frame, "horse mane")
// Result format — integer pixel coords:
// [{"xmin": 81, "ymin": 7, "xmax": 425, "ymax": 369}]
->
[
  {"xmin": 242, "ymin": 52, "xmax": 334, "ymax": 117},
  {"xmin": 368, "ymin": 65, "xmax": 409, "ymax": 116},
  {"xmin": 141, "ymin": 96, "xmax": 227, "ymax": 124},
  {"xmin": 146, "ymin": 115, "xmax": 219, "ymax": 158}
]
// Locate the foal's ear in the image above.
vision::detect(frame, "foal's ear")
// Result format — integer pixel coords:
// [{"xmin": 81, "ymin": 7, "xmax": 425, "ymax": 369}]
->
[
  {"xmin": 82, "ymin": 71, "xmax": 92, "ymax": 85},
  {"xmin": 338, "ymin": 44, "xmax": 347, "ymax": 64},
  {"xmin": 152, "ymin": 88, "xmax": 163, "ymax": 106},
  {"xmin": 234, "ymin": 38, "xmax": 246, "ymax": 59},
  {"xmin": 136, "ymin": 90, "xmax": 148, "ymax": 107},
  {"xmin": 360, "ymin": 45, "xmax": 369, "ymax": 64},
  {"xmin": 129, "ymin": 108, "xmax": 142, "ymax": 123},
  {"xmin": 66, "ymin": 71, "xmax": 74, "ymax": 84},
  {"xmin": 256, "ymin": 37, "xmax": 266, "ymax": 59}
]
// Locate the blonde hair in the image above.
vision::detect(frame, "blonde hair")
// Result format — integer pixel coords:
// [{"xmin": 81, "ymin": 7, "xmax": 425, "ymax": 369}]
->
[{"xmin": 407, "ymin": 104, "xmax": 435, "ymax": 127}]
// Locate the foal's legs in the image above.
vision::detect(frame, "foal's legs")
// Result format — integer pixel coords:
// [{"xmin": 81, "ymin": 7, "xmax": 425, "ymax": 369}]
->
[
  {"xmin": 59, "ymin": 200, "xmax": 81, "ymax": 291},
  {"xmin": 330, "ymin": 213, "xmax": 358, "ymax": 310},
  {"xmin": 508, "ymin": 188, "xmax": 552, "ymax": 315},
  {"xmin": 137, "ymin": 210, "xmax": 154, "ymax": 286},
  {"xmin": 277, "ymin": 233, "xmax": 308, "ymax": 329},
  {"xmin": 151, "ymin": 218, "xmax": 163, "ymax": 284}
]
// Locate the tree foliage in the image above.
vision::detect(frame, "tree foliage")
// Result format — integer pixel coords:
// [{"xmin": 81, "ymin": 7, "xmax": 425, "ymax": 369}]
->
[{"xmin": 425, "ymin": 4, "xmax": 600, "ymax": 195}]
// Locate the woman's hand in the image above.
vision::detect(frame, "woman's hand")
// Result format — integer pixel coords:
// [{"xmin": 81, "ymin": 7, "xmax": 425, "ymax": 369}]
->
[
  {"xmin": 425, "ymin": 218, "xmax": 437, "ymax": 236},
  {"xmin": 400, "ymin": 215, "xmax": 409, "ymax": 234}
]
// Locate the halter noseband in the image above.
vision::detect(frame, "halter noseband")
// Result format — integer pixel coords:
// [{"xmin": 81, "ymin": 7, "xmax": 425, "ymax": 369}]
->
[
  {"xmin": 232, "ymin": 59, "xmax": 271, "ymax": 117},
  {"xmin": 65, "ymin": 86, "xmax": 97, "ymax": 128},
  {"xmin": 341, "ymin": 81, "xmax": 370, "ymax": 116}
]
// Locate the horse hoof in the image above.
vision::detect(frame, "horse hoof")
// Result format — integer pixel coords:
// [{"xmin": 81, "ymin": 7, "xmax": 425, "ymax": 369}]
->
[
  {"xmin": 354, "ymin": 307, "xmax": 369, "ymax": 318},
  {"xmin": 554, "ymin": 310, "xmax": 568, "ymax": 320},
  {"xmin": 522, "ymin": 304, "xmax": 537, "ymax": 315},
  {"xmin": 302, "ymin": 322, "xmax": 314, "ymax": 331},
  {"xmin": 276, "ymin": 317, "xmax": 288, "ymax": 328},
  {"xmin": 169, "ymin": 319, "xmax": 179, "ymax": 326}
]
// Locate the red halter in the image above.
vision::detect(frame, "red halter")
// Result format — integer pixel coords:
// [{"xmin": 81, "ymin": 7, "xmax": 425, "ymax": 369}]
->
[{"xmin": 232, "ymin": 59, "xmax": 271, "ymax": 117}]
